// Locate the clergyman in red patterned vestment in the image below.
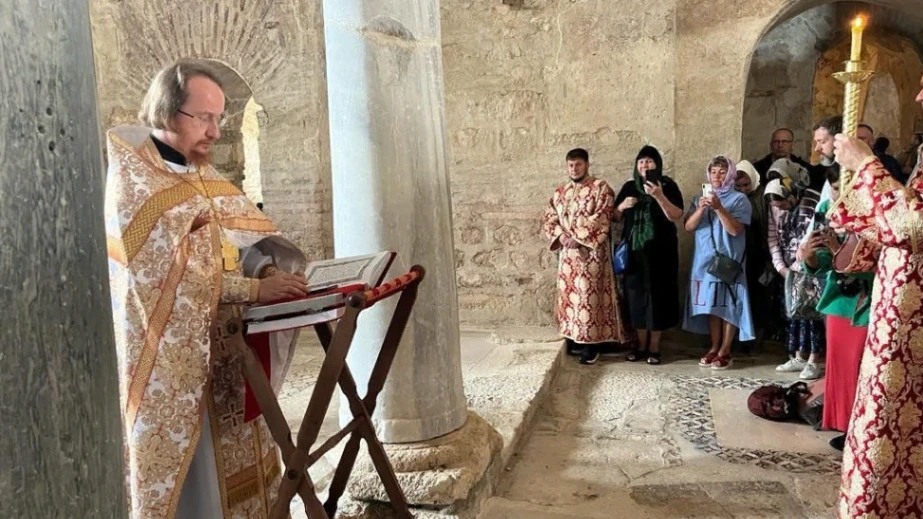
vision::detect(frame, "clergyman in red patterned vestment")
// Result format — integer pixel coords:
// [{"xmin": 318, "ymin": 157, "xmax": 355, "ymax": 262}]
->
[
  {"xmin": 543, "ymin": 148, "xmax": 629, "ymax": 365},
  {"xmin": 829, "ymin": 75, "xmax": 923, "ymax": 519}
]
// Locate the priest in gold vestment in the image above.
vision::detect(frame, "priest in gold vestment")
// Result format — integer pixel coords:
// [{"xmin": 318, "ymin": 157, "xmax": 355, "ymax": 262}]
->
[{"xmin": 105, "ymin": 59, "xmax": 310, "ymax": 518}]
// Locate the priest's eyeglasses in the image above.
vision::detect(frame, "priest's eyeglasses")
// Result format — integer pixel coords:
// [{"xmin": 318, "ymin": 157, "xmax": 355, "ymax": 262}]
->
[{"xmin": 177, "ymin": 109, "xmax": 228, "ymax": 129}]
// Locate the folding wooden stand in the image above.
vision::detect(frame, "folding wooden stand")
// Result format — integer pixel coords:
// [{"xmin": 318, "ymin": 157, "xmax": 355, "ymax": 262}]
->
[{"xmin": 238, "ymin": 266, "xmax": 425, "ymax": 519}]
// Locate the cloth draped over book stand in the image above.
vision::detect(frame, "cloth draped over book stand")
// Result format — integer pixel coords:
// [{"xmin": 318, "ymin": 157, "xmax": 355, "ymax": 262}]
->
[{"xmin": 239, "ymin": 266, "xmax": 425, "ymax": 518}]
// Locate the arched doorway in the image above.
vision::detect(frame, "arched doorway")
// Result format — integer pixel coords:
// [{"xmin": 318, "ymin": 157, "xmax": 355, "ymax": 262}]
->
[
  {"xmin": 810, "ymin": 31, "xmax": 922, "ymax": 155},
  {"xmin": 201, "ymin": 59, "xmax": 265, "ymax": 206},
  {"xmin": 741, "ymin": 1, "xmax": 923, "ymax": 163}
]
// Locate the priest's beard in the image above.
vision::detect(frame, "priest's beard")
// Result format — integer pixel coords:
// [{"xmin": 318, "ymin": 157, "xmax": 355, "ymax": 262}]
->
[
  {"xmin": 188, "ymin": 150, "xmax": 213, "ymax": 167},
  {"xmin": 569, "ymin": 175, "xmax": 587, "ymax": 183}
]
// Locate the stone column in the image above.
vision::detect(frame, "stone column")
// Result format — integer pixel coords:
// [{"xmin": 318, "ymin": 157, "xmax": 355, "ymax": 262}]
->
[
  {"xmin": 324, "ymin": 2, "xmax": 467, "ymax": 444},
  {"xmin": 0, "ymin": 2, "xmax": 126, "ymax": 518},
  {"xmin": 323, "ymin": 1, "xmax": 501, "ymax": 515}
]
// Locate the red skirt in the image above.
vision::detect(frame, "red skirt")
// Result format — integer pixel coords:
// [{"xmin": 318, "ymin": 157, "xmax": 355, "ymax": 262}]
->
[{"xmin": 822, "ymin": 314, "xmax": 867, "ymax": 432}]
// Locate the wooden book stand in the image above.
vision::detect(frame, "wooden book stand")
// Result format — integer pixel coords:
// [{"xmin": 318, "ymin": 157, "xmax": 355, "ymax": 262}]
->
[{"xmin": 238, "ymin": 266, "xmax": 425, "ymax": 518}]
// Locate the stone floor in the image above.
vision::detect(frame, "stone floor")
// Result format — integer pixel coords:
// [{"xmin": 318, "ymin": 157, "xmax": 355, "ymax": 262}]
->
[
  {"xmin": 482, "ymin": 334, "xmax": 842, "ymax": 519},
  {"xmin": 278, "ymin": 329, "xmax": 844, "ymax": 518},
  {"xmin": 278, "ymin": 327, "xmax": 563, "ymax": 517}
]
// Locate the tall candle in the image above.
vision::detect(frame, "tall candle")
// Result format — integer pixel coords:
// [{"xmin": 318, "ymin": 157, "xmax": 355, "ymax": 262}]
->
[{"xmin": 851, "ymin": 16, "xmax": 865, "ymax": 61}]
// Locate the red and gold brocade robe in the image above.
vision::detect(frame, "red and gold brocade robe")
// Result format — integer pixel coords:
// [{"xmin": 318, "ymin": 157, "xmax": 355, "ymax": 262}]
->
[
  {"xmin": 542, "ymin": 176, "xmax": 628, "ymax": 344},
  {"xmin": 830, "ymin": 149, "xmax": 923, "ymax": 519},
  {"xmin": 104, "ymin": 126, "xmax": 305, "ymax": 519}
]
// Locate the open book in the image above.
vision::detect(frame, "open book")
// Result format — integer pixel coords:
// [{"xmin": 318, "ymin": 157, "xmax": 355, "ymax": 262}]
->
[{"xmin": 244, "ymin": 251, "xmax": 396, "ymax": 334}]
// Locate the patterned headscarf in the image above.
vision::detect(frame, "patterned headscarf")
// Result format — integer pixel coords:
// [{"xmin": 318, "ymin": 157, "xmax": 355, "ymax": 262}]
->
[
  {"xmin": 764, "ymin": 178, "xmax": 793, "ymax": 200},
  {"xmin": 705, "ymin": 155, "xmax": 738, "ymax": 196},
  {"xmin": 767, "ymin": 158, "xmax": 810, "ymax": 191}
]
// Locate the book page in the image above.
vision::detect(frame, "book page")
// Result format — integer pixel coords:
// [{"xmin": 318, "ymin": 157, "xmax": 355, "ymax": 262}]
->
[{"xmin": 303, "ymin": 252, "xmax": 394, "ymax": 289}]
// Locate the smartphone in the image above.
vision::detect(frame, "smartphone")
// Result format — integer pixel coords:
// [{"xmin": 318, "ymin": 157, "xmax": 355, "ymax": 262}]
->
[
  {"xmin": 645, "ymin": 168, "xmax": 662, "ymax": 185},
  {"xmin": 813, "ymin": 211, "xmax": 828, "ymax": 232},
  {"xmin": 702, "ymin": 184, "xmax": 713, "ymax": 198}
]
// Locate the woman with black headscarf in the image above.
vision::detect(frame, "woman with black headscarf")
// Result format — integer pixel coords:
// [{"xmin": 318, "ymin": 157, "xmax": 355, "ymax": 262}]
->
[{"xmin": 613, "ymin": 146, "xmax": 684, "ymax": 364}]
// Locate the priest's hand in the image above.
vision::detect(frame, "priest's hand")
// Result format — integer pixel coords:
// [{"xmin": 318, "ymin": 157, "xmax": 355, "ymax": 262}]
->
[
  {"xmin": 834, "ymin": 134, "xmax": 874, "ymax": 171},
  {"xmin": 257, "ymin": 273, "xmax": 309, "ymax": 303}
]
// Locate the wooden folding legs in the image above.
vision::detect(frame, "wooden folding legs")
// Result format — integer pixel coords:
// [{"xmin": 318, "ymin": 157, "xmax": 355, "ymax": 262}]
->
[
  {"xmin": 318, "ymin": 280, "xmax": 420, "ymax": 517},
  {"xmin": 239, "ymin": 269, "xmax": 423, "ymax": 519}
]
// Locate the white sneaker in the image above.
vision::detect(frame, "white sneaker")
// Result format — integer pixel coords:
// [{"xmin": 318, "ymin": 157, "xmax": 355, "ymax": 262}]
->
[
  {"xmin": 799, "ymin": 362, "xmax": 822, "ymax": 380},
  {"xmin": 776, "ymin": 357, "xmax": 807, "ymax": 372}
]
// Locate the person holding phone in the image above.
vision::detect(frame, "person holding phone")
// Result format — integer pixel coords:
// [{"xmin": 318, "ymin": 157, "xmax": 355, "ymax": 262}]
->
[
  {"xmin": 684, "ymin": 156, "xmax": 754, "ymax": 370},
  {"xmin": 799, "ymin": 169, "xmax": 873, "ymax": 450},
  {"xmin": 765, "ymin": 159, "xmax": 824, "ymax": 380},
  {"xmin": 613, "ymin": 146, "xmax": 684, "ymax": 365}
]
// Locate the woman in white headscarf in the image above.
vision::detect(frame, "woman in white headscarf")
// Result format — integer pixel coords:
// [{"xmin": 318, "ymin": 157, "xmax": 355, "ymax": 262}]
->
[
  {"xmin": 764, "ymin": 158, "xmax": 824, "ymax": 380},
  {"xmin": 735, "ymin": 160, "xmax": 772, "ymax": 345}
]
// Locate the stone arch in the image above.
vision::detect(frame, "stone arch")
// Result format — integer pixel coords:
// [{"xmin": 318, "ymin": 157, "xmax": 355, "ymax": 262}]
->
[
  {"xmin": 809, "ymin": 31, "xmax": 923, "ymax": 154},
  {"xmin": 672, "ymin": 0, "xmax": 923, "ymax": 289},
  {"xmin": 89, "ymin": 0, "xmax": 331, "ymax": 256},
  {"xmin": 739, "ymin": 0, "xmax": 923, "ymax": 155},
  {"xmin": 862, "ymin": 74, "xmax": 901, "ymax": 143},
  {"xmin": 200, "ymin": 59, "xmax": 264, "ymax": 204}
]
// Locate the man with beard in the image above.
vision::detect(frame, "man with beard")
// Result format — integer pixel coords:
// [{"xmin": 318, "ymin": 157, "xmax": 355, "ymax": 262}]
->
[
  {"xmin": 543, "ymin": 148, "xmax": 630, "ymax": 365},
  {"xmin": 753, "ymin": 128, "xmax": 812, "ymax": 184},
  {"xmin": 810, "ymin": 116, "xmax": 843, "ymax": 191},
  {"xmin": 105, "ymin": 59, "xmax": 310, "ymax": 518}
]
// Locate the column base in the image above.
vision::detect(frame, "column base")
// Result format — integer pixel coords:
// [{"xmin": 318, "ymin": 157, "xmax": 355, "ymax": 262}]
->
[{"xmin": 338, "ymin": 411, "xmax": 502, "ymax": 518}]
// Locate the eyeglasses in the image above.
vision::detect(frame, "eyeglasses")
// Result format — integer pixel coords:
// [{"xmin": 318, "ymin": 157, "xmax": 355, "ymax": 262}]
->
[
  {"xmin": 177, "ymin": 109, "xmax": 227, "ymax": 129},
  {"xmin": 771, "ymin": 140, "xmax": 793, "ymax": 145}
]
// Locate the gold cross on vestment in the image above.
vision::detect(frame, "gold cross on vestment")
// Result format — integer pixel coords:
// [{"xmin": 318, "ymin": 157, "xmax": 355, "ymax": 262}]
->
[{"xmin": 221, "ymin": 237, "xmax": 240, "ymax": 272}]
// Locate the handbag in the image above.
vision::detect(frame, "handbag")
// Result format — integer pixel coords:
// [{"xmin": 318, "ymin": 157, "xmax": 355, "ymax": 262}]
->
[
  {"xmin": 747, "ymin": 382, "xmax": 810, "ymax": 422},
  {"xmin": 705, "ymin": 211, "xmax": 745, "ymax": 286},
  {"xmin": 612, "ymin": 227, "xmax": 631, "ymax": 275},
  {"xmin": 784, "ymin": 270, "xmax": 824, "ymax": 320}
]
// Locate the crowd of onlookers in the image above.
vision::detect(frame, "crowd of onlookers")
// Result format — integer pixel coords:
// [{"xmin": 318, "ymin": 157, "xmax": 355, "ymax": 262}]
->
[
  {"xmin": 602, "ymin": 118, "xmax": 919, "ymax": 376},
  {"xmin": 546, "ymin": 117, "xmax": 919, "ymax": 443}
]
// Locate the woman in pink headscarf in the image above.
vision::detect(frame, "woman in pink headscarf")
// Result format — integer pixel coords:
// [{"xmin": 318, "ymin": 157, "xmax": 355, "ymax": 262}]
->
[{"xmin": 683, "ymin": 156, "xmax": 755, "ymax": 370}]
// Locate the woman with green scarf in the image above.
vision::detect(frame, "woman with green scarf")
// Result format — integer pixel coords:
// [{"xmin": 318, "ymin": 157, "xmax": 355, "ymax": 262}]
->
[{"xmin": 613, "ymin": 146, "xmax": 685, "ymax": 364}]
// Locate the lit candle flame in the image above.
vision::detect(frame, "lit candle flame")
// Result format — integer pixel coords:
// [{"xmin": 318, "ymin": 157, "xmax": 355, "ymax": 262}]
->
[{"xmin": 850, "ymin": 16, "xmax": 866, "ymax": 61}]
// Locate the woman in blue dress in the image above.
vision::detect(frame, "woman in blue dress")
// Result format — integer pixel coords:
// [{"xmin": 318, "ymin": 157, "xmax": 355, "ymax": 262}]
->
[{"xmin": 683, "ymin": 156, "xmax": 754, "ymax": 370}]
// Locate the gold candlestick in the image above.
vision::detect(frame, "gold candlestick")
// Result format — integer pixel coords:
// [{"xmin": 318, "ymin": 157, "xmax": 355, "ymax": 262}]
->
[{"xmin": 833, "ymin": 16, "xmax": 876, "ymax": 202}]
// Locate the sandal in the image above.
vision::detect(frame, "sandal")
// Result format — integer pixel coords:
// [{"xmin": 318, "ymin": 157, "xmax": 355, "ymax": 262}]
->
[
  {"xmin": 711, "ymin": 355, "xmax": 733, "ymax": 370},
  {"xmin": 646, "ymin": 352, "xmax": 662, "ymax": 365},
  {"xmin": 698, "ymin": 351, "xmax": 719, "ymax": 367},
  {"xmin": 626, "ymin": 349, "xmax": 649, "ymax": 362}
]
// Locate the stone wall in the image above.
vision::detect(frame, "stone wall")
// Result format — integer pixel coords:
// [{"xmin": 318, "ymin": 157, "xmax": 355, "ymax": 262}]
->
[
  {"xmin": 89, "ymin": 0, "xmax": 332, "ymax": 260},
  {"xmin": 89, "ymin": 0, "xmax": 923, "ymax": 328},
  {"xmin": 442, "ymin": 0, "xmax": 678, "ymax": 326},
  {"xmin": 741, "ymin": 6, "xmax": 836, "ymax": 162}
]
